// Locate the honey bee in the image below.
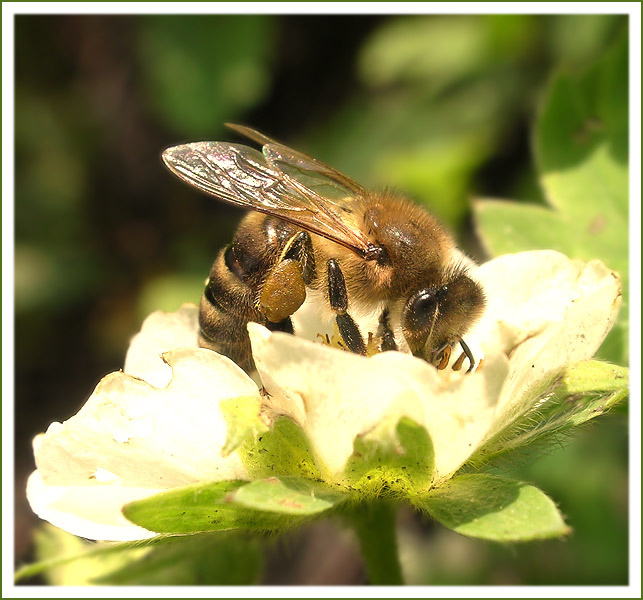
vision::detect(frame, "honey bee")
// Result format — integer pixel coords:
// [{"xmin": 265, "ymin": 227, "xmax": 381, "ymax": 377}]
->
[{"xmin": 162, "ymin": 124, "xmax": 486, "ymax": 373}]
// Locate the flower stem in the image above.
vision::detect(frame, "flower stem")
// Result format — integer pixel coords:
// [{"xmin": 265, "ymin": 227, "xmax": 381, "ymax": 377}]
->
[{"xmin": 349, "ymin": 500, "xmax": 404, "ymax": 585}]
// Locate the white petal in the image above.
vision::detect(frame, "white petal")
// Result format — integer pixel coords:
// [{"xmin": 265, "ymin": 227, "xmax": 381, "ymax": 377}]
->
[
  {"xmin": 29, "ymin": 348, "xmax": 258, "ymax": 540},
  {"xmin": 468, "ymin": 250, "xmax": 619, "ymax": 355},
  {"xmin": 26, "ymin": 471, "xmax": 158, "ymax": 542},
  {"xmin": 249, "ymin": 324, "xmax": 423, "ymax": 475},
  {"xmin": 480, "ymin": 253, "xmax": 621, "ymax": 438},
  {"xmin": 249, "ymin": 323, "xmax": 509, "ymax": 479},
  {"xmin": 36, "ymin": 349, "xmax": 254, "ymax": 488},
  {"xmin": 369, "ymin": 350, "xmax": 509, "ymax": 479},
  {"xmin": 124, "ymin": 304, "xmax": 199, "ymax": 388}
]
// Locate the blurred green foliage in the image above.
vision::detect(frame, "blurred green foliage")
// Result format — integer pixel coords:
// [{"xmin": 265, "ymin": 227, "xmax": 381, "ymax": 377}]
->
[
  {"xmin": 476, "ymin": 33, "xmax": 628, "ymax": 365},
  {"xmin": 29, "ymin": 525, "xmax": 262, "ymax": 585},
  {"xmin": 138, "ymin": 16, "xmax": 275, "ymax": 136},
  {"xmin": 14, "ymin": 13, "xmax": 629, "ymax": 585}
]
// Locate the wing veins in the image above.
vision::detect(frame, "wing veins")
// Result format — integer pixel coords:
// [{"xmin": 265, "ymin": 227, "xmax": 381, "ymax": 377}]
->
[{"xmin": 163, "ymin": 130, "xmax": 382, "ymax": 258}]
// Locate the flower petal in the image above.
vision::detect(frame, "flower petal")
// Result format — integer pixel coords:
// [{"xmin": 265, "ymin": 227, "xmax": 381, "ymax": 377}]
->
[
  {"xmin": 469, "ymin": 251, "xmax": 620, "ymax": 357},
  {"xmin": 249, "ymin": 323, "xmax": 425, "ymax": 476},
  {"xmin": 477, "ymin": 252, "xmax": 622, "ymax": 440},
  {"xmin": 369, "ymin": 350, "xmax": 509, "ymax": 480},
  {"xmin": 249, "ymin": 323, "xmax": 509, "ymax": 480},
  {"xmin": 26, "ymin": 471, "xmax": 159, "ymax": 541},
  {"xmin": 124, "ymin": 304, "xmax": 199, "ymax": 388},
  {"xmin": 36, "ymin": 349, "xmax": 255, "ymax": 487},
  {"xmin": 29, "ymin": 348, "xmax": 258, "ymax": 540}
]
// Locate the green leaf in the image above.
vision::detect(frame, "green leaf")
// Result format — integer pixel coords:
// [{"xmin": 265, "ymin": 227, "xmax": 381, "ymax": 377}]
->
[
  {"xmin": 536, "ymin": 35, "xmax": 627, "ymax": 219},
  {"xmin": 342, "ymin": 416, "xmax": 435, "ymax": 497},
  {"xmin": 416, "ymin": 474, "xmax": 569, "ymax": 542},
  {"xmin": 470, "ymin": 360, "xmax": 629, "ymax": 465},
  {"xmin": 16, "ymin": 524, "xmax": 168, "ymax": 584},
  {"xmin": 19, "ymin": 524, "xmax": 262, "ymax": 585},
  {"xmin": 232, "ymin": 477, "xmax": 346, "ymax": 516},
  {"xmin": 138, "ymin": 15, "xmax": 273, "ymax": 136},
  {"xmin": 474, "ymin": 33, "xmax": 629, "ymax": 365},
  {"xmin": 94, "ymin": 534, "xmax": 262, "ymax": 585},
  {"xmin": 220, "ymin": 395, "xmax": 268, "ymax": 456},
  {"xmin": 474, "ymin": 200, "xmax": 575, "ymax": 256},
  {"xmin": 123, "ymin": 480, "xmax": 294, "ymax": 534},
  {"xmin": 240, "ymin": 416, "xmax": 328, "ymax": 481},
  {"xmin": 535, "ymin": 360, "xmax": 628, "ymax": 430}
]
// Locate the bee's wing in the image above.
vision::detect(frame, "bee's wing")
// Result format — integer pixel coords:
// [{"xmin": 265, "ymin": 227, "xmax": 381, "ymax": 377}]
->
[
  {"xmin": 225, "ymin": 123, "xmax": 367, "ymax": 197},
  {"xmin": 162, "ymin": 136, "xmax": 380, "ymax": 259}
]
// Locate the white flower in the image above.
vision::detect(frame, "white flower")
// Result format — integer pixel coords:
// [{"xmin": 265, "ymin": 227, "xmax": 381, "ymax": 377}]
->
[
  {"xmin": 27, "ymin": 306, "xmax": 257, "ymax": 541},
  {"xmin": 26, "ymin": 250, "xmax": 621, "ymax": 541}
]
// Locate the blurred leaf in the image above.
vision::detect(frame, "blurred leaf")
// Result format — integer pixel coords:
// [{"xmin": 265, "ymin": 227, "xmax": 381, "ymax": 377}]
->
[
  {"xmin": 23, "ymin": 524, "xmax": 262, "ymax": 585},
  {"xmin": 475, "ymin": 34, "xmax": 628, "ymax": 364},
  {"xmin": 231, "ymin": 477, "xmax": 346, "ymax": 516},
  {"xmin": 123, "ymin": 480, "xmax": 295, "ymax": 534},
  {"xmin": 416, "ymin": 474, "xmax": 569, "ymax": 542},
  {"xmin": 137, "ymin": 273, "xmax": 206, "ymax": 320},
  {"xmin": 549, "ymin": 15, "xmax": 626, "ymax": 67},
  {"xmin": 138, "ymin": 15, "xmax": 274, "ymax": 136},
  {"xmin": 359, "ymin": 15, "xmax": 535, "ymax": 91},
  {"xmin": 536, "ymin": 36, "xmax": 627, "ymax": 219},
  {"xmin": 342, "ymin": 417, "xmax": 435, "ymax": 497},
  {"xmin": 359, "ymin": 16, "xmax": 489, "ymax": 89},
  {"xmin": 94, "ymin": 534, "xmax": 262, "ymax": 585},
  {"xmin": 17, "ymin": 524, "xmax": 149, "ymax": 584}
]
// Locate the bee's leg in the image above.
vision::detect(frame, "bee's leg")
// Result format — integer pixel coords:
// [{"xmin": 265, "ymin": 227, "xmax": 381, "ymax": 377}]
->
[
  {"xmin": 429, "ymin": 340, "xmax": 451, "ymax": 370},
  {"xmin": 452, "ymin": 338, "xmax": 475, "ymax": 373},
  {"xmin": 377, "ymin": 307, "xmax": 398, "ymax": 352},
  {"xmin": 258, "ymin": 231, "xmax": 315, "ymax": 326},
  {"xmin": 451, "ymin": 350, "xmax": 466, "ymax": 372},
  {"xmin": 327, "ymin": 258, "xmax": 367, "ymax": 355},
  {"xmin": 287, "ymin": 231, "xmax": 316, "ymax": 285},
  {"xmin": 436, "ymin": 344, "xmax": 452, "ymax": 370}
]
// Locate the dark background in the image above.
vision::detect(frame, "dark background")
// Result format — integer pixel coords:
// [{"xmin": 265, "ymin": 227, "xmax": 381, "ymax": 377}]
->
[{"xmin": 13, "ymin": 13, "xmax": 628, "ymax": 584}]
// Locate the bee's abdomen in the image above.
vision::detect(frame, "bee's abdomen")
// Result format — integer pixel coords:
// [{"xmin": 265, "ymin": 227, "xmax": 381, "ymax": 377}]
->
[
  {"xmin": 198, "ymin": 246, "xmax": 263, "ymax": 372},
  {"xmin": 198, "ymin": 214, "xmax": 298, "ymax": 372}
]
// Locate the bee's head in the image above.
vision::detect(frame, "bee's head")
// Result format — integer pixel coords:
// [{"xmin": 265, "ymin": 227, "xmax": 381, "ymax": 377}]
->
[{"xmin": 401, "ymin": 266, "xmax": 486, "ymax": 369}]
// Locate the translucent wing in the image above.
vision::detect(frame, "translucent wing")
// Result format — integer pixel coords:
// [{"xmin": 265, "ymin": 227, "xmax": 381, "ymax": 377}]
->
[
  {"xmin": 225, "ymin": 123, "xmax": 368, "ymax": 198},
  {"xmin": 162, "ymin": 127, "xmax": 383, "ymax": 260}
]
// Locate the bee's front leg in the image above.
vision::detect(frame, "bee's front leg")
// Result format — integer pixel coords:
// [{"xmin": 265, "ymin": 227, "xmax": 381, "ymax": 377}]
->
[
  {"xmin": 258, "ymin": 231, "xmax": 315, "ymax": 333},
  {"xmin": 327, "ymin": 258, "xmax": 367, "ymax": 355}
]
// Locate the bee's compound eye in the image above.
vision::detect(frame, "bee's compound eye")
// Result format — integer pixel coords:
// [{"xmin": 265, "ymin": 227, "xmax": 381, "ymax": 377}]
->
[
  {"xmin": 401, "ymin": 287, "xmax": 444, "ymax": 357},
  {"xmin": 406, "ymin": 288, "xmax": 440, "ymax": 328}
]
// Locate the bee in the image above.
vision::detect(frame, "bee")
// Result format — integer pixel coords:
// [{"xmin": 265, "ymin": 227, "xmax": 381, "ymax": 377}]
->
[{"xmin": 162, "ymin": 124, "xmax": 485, "ymax": 373}]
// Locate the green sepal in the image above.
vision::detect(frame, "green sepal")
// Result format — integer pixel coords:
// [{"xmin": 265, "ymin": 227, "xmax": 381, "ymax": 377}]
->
[
  {"xmin": 470, "ymin": 360, "xmax": 629, "ymax": 465},
  {"xmin": 415, "ymin": 473, "xmax": 570, "ymax": 542},
  {"xmin": 122, "ymin": 480, "xmax": 294, "ymax": 534},
  {"xmin": 231, "ymin": 477, "xmax": 347, "ymax": 516},
  {"xmin": 240, "ymin": 416, "xmax": 328, "ymax": 481},
  {"xmin": 220, "ymin": 395, "xmax": 267, "ymax": 456},
  {"xmin": 341, "ymin": 416, "xmax": 435, "ymax": 497}
]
